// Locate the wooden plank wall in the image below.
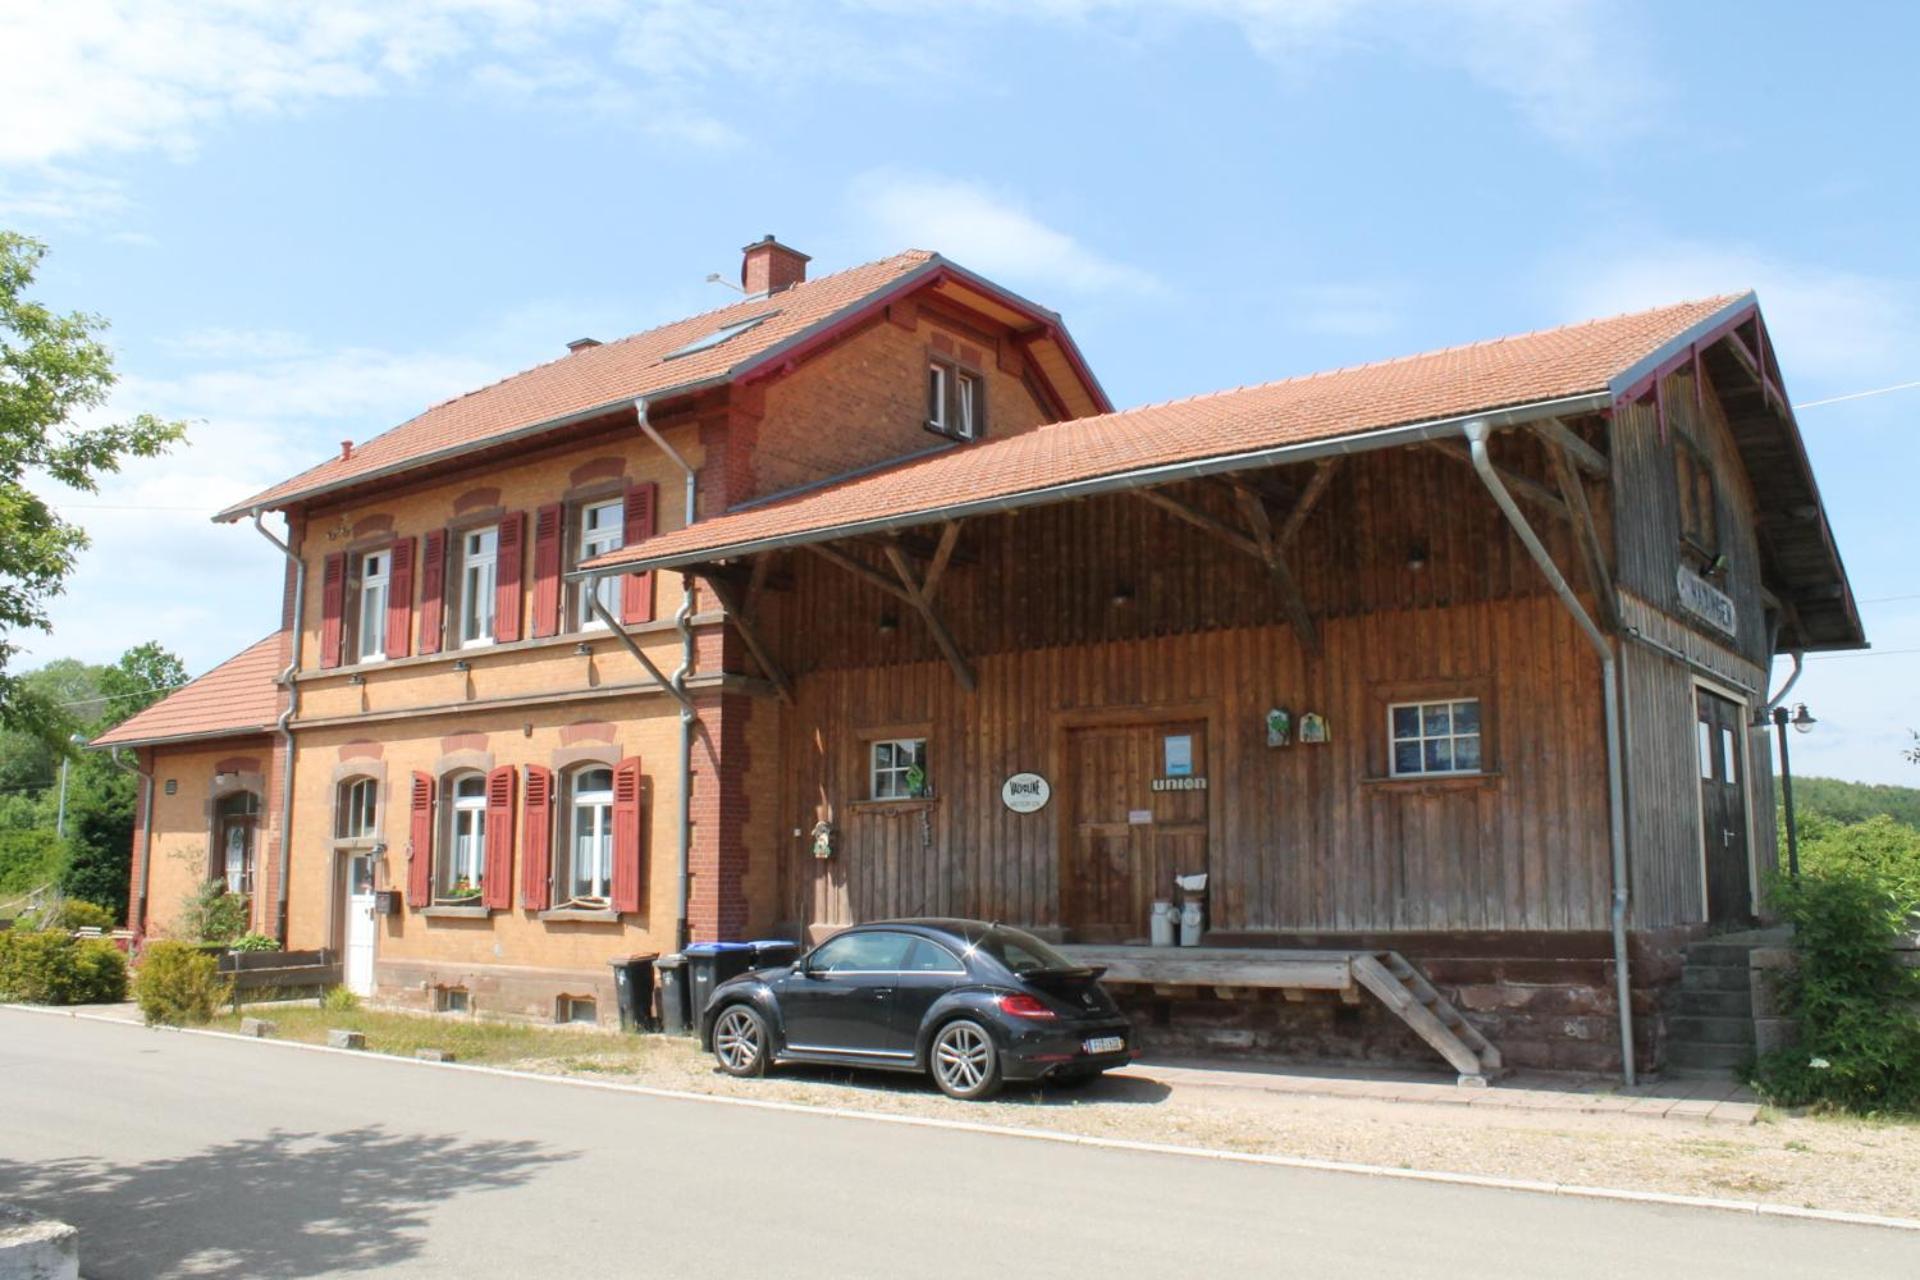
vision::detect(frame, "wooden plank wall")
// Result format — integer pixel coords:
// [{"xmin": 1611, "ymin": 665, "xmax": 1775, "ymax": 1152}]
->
[{"xmin": 779, "ymin": 597, "xmax": 1613, "ymax": 937}]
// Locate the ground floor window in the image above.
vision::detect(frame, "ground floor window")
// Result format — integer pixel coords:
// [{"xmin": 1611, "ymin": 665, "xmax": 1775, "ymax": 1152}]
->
[
  {"xmin": 440, "ymin": 773, "xmax": 487, "ymax": 900},
  {"xmin": 1388, "ymin": 698, "xmax": 1483, "ymax": 777},
  {"xmin": 558, "ymin": 995, "xmax": 597, "ymax": 1025},
  {"xmin": 214, "ymin": 791, "xmax": 260, "ymax": 896},
  {"xmin": 434, "ymin": 986, "xmax": 470, "ymax": 1014},
  {"xmin": 869, "ymin": 738, "xmax": 928, "ymax": 800},
  {"xmin": 561, "ymin": 766, "xmax": 615, "ymax": 905}
]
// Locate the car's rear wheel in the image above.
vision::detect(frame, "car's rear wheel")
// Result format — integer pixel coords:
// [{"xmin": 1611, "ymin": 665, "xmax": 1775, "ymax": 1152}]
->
[
  {"xmin": 930, "ymin": 1019, "xmax": 1002, "ymax": 1100},
  {"xmin": 712, "ymin": 1004, "xmax": 770, "ymax": 1077}
]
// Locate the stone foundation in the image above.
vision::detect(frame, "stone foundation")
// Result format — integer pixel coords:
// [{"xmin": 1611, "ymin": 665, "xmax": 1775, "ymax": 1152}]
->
[{"xmin": 374, "ymin": 958, "xmax": 622, "ymax": 1029}]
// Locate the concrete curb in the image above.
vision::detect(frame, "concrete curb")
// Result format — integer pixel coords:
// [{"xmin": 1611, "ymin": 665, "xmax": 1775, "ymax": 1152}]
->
[{"xmin": 8, "ymin": 1003, "xmax": 1916, "ymax": 1235}]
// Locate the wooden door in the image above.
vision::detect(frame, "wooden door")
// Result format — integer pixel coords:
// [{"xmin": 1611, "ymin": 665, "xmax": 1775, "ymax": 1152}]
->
[
  {"xmin": 1063, "ymin": 721, "xmax": 1209, "ymax": 942},
  {"xmin": 1696, "ymin": 688, "xmax": 1752, "ymax": 923}
]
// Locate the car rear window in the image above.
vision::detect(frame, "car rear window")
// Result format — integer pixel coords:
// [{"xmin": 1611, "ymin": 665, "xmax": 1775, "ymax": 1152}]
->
[{"xmin": 968, "ymin": 927, "xmax": 1074, "ymax": 976}]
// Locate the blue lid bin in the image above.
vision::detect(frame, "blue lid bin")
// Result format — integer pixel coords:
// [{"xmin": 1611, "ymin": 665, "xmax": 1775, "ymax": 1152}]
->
[{"xmin": 683, "ymin": 942, "xmax": 759, "ymax": 1028}]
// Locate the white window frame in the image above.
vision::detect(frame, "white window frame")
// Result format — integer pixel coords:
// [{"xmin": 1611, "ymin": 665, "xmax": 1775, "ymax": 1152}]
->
[
  {"xmin": 459, "ymin": 527, "xmax": 499, "ymax": 648},
  {"xmin": 558, "ymin": 995, "xmax": 598, "ymax": 1025},
  {"xmin": 954, "ymin": 370, "xmax": 980, "ymax": 440},
  {"xmin": 1387, "ymin": 698, "xmax": 1484, "ymax": 778},
  {"xmin": 336, "ymin": 776, "xmax": 379, "ymax": 841},
  {"xmin": 576, "ymin": 499, "xmax": 624, "ymax": 630},
  {"xmin": 441, "ymin": 773, "xmax": 488, "ymax": 899},
  {"xmin": 926, "ymin": 362, "xmax": 948, "ymax": 432},
  {"xmin": 357, "ymin": 550, "xmax": 389, "ymax": 662},
  {"xmin": 563, "ymin": 765, "xmax": 615, "ymax": 905},
  {"xmin": 869, "ymin": 738, "xmax": 927, "ymax": 801}
]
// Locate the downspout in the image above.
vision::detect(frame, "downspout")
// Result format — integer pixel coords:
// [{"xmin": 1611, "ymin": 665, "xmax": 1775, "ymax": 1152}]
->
[
  {"xmin": 251, "ymin": 509, "xmax": 305, "ymax": 945},
  {"xmin": 105, "ymin": 746, "xmax": 154, "ymax": 936},
  {"xmin": 1465, "ymin": 420, "xmax": 1637, "ymax": 1086},
  {"xmin": 633, "ymin": 398, "xmax": 700, "ymax": 952},
  {"xmin": 1763, "ymin": 650, "xmax": 1804, "ymax": 714}
]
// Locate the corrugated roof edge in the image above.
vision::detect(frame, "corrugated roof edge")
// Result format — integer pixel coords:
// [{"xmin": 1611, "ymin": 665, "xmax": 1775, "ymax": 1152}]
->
[{"xmin": 212, "ymin": 252, "xmax": 1105, "ymax": 522}]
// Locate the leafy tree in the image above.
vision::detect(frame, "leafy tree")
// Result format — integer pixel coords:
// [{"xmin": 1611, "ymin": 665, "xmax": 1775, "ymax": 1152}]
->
[
  {"xmin": 0, "ymin": 231, "xmax": 185, "ymax": 736},
  {"xmin": 1786, "ymin": 776, "xmax": 1920, "ymax": 832}
]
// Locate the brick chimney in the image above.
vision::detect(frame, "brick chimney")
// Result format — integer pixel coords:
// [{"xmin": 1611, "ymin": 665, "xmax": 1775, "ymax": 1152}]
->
[{"xmin": 741, "ymin": 235, "xmax": 810, "ymax": 295}]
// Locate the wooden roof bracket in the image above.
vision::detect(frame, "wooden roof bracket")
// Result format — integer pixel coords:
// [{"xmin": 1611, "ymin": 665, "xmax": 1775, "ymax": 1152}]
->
[
  {"xmin": 1533, "ymin": 423, "xmax": 1621, "ymax": 635},
  {"xmin": 881, "ymin": 523, "xmax": 976, "ymax": 692},
  {"xmin": 1139, "ymin": 476, "xmax": 1325, "ymax": 655},
  {"xmin": 695, "ymin": 562, "xmax": 794, "ymax": 705},
  {"xmin": 1423, "ymin": 439, "xmax": 1570, "ymax": 521}
]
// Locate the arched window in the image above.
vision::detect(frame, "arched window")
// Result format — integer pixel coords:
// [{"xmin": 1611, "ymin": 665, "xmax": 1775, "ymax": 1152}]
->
[
  {"xmin": 335, "ymin": 776, "xmax": 379, "ymax": 841},
  {"xmin": 440, "ymin": 773, "xmax": 488, "ymax": 901},
  {"xmin": 562, "ymin": 766, "xmax": 615, "ymax": 904},
  {"xmin": 214, "ymin": 790, "xmax": 261, "ymax": 897}
]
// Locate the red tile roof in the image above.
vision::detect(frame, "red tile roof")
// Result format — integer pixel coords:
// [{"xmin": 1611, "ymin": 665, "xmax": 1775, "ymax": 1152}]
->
[
  {"xmin": 582, "ymin": 294, "xmax": 1747, "ymax": 572},
  {"xmin": 91, "ymin": 634, "xmax": 286, "ymax": 748},
  {"xmin": 216, "ymin": 251, "xmax": 946, "ymax": 520}
]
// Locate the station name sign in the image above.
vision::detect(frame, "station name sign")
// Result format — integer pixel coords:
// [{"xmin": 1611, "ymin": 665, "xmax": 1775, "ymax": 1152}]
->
[{"xmin": 1676, "ymin": 566, "xmax": 1737, "ymax": 638}]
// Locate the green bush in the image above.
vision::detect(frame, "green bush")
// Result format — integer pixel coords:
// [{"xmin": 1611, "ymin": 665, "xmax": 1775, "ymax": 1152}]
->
[
  {"xmin": 228, "ymin": 933, "xmax": 281, "ymax": 953},
  {"xmin": 132, "ymin": 940, "xmax": 230, "ymax": 1026},
  {"xmin": 1796, "ymin": 814, "xmax": 1920, "ymax": 917},
  {"xmin": 178, "ymin": 881, "xmax": 251, "ymax": 944},
  {"xmin": 0, "ymin": 828, "xmax": 66, "ymax": 898},
  {"xmin": 18, "ymin": 898, "xmax": 117, "ymax": 933},
  {"xmin": 0, "ymin": 930, "xmax": 128, "ymax": 1004},
  {"xmin": 320, "ymin": 986, "xmax": 361, "ymax": 1013},
  {"xmin": 1750, "ymin": 871, "xmax": 1920, "ymax": 1114}
]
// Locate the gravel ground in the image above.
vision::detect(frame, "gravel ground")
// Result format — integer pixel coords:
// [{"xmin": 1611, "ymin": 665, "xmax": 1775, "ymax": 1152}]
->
[{"xmin": 226, "ymin": 1007, "xmax": 1920, "ymax": 1221}]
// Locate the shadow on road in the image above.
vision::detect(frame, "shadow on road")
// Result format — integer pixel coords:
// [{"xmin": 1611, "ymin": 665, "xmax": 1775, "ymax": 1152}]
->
[{"xmin": 0, "ymin": 1124, "xmax": 575, "ymax": 1278}]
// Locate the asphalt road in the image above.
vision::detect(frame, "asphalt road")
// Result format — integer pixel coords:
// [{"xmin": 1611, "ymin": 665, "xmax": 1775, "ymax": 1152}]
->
[{"xmin": 1, "ymin": 1010, "xmax": 1912, "ymax": 1279}]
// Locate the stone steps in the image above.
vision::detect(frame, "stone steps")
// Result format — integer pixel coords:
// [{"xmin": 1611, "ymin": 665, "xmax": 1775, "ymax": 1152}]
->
[{"xmin": 1664, "ymin": 939, "xmax": 1769, "ymax": 1078}]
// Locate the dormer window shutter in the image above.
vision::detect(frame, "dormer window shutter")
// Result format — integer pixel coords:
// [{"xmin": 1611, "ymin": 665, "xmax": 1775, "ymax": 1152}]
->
[
  {"xmin": 384, "ymin": 537, "xmax": 415, "ymax": 659},
  {"xmin": 621, "ymin": 481, "xmax": 658, "ymax": 625},
  {"xmin": 319, "ymin": 552, "xmax": 347, "ymax": 669},
  {"xmin": 521, "ymin": 765, "xmax": 554, "ymax": 912},
  {"xmin": 483, "ymin": 764, "xmax": 517, "ymax": 911},
  {"xmin": 406, "ymin": 771, "xmax": 435, "ymax": 908},
  {"xmin": 494, "ymin": 511, "xmax": 525, "ymax": 643},
  {"xmin": 417, "ymin": 529, "xmax": 447, "ymax": 656},
  {"xmin": 531, "ymin": 503, "xmax": 564, "ymax": 639},
  {"xmin": 610, "ymin": 756, "xmax": 644, "ymax": 913}
]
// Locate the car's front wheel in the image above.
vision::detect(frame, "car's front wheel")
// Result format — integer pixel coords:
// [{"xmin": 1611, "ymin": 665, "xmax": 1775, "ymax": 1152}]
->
[
  {"xmin": 712, "ymin": 1003, "xmax": 771, "ymax": 1077},
  {"xmin": 930, "ymin": 1018, "xmax": 1002, "ymax": 1100}
]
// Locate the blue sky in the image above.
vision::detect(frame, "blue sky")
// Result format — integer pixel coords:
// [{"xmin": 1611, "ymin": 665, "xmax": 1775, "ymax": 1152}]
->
[{"xmin": 3, "ymin": 1, "xmax": 1915, "ymax": 782}]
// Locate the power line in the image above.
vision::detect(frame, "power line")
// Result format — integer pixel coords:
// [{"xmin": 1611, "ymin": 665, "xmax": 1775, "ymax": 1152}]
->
[
  {"xmin": 1807, "ymin": 647, "xmax": 1920, "ymax": 660},
  {"xmin": 1859, "ymin": 593, "xmax": 1920, "ymax": 605},
  {"xmin": 1795, "ymin": 379, "xmax": 1920, "ymax": 410}
]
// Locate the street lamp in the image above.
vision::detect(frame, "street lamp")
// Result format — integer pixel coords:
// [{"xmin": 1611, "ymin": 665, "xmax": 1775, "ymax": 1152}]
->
[{"xmin": 1772, "ymin": 703, "xmax": 1815, "ymax": 879}]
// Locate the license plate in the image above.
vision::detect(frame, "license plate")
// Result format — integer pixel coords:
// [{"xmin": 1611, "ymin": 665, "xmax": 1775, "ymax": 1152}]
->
[{"xmin": 1083, "ymin": 1036, "xmax": 1125, "ymax": 1055}]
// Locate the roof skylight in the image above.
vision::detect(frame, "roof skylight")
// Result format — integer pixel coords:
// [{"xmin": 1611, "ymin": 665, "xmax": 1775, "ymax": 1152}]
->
[{"xmin": 663, "ymin": 313, "xmax": 776, "ymax": 360}]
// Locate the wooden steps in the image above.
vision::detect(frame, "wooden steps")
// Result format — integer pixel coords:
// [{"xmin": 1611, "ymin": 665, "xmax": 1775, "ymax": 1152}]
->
[{"xmin": 1353, "ymin": 952, "xmax": 1504, "ymax": 1086}]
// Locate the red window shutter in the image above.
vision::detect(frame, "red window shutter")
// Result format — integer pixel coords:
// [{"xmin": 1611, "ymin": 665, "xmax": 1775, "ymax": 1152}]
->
[
  {"xmin": 530, "ymin": 503, "xmax": 564, "ymax": 639},
  {"xmin": 319, "ymin": 552, "xmax": 347, "ymax": 668},
  {"xmin": 621, "ymin": 481, "xmax": 658, "ymax": 625},
  {"xmin": 483, "ymin": 764, "xmax": 517, "ymax": 911},
  {"xmin": 521, "ymin": 765, "xmax": 554, "ymax": 911},
  {"xmin": 384, "ymin": 537, "xmax": 414, "ymax": 659},
  {"xmin": 494, "ymin": 511, "xmax": 525, "ymax": 643},
  {"xmin": 417, "ymin": 529, "xmax": 446, "ymax": 656},
  {"xmin": 611, "ymin": 755, "xmax": 644, "ymax": 914},
  {"xmin": 406, "ymin": 772, "xmax": 435, "ymax": 908}
]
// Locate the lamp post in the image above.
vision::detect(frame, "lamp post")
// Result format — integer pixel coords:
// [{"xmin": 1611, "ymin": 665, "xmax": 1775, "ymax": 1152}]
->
[
  {"xmin": 55, "ymin": 732, "xmax": 86, "ymax": 839},
  {"xmin": 1772, "ymin": 702, "xmax": 1816, "ymax": 879}
]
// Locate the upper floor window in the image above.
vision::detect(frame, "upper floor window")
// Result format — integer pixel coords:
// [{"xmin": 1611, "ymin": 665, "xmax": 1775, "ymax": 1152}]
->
[
  {"xmin": 926, "ymin": 359, "xmax": 983, "ymax": 441},
  {"xmin": 1674, "ymin": 434, "xmax": 1718, "ymax": 555},
  {"xmin": 335, "ymin": 777, "xmax": 379, "ymax": 841},
  {"xmin": 576, "ymin": 499, "xmax": 624, "ymax": 629},
  {"xmin": 1389, "ymin": 699, "xmax": 1483, "ymax": 777},
  {"xmin": 870, "ymin": 738, "xmax": 928, "ymax": 800},
  {"xmin": 356, "ymin": 550, "xmax": 389, "ymax": 662},
  {"xmin": 441, "ymin": 773, "xmax": 488, "ymax": 901},
  {"xmin": 459, "ymin": 527, "xmax": 499, "ymax": 647}
]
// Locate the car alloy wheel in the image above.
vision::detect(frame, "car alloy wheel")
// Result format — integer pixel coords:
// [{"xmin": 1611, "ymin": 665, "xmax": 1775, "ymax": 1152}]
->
[
  {"xmin": 713, "ymin": 1004, "xmax": 769, "ymax": 1077},
  {"xmin": 931, "ymin": 1019, "xmax": 1002, "ymax": 1100}
]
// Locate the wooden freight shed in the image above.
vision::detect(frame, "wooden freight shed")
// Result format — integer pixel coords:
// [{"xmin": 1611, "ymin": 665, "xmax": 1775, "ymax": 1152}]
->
[{"xmin": 579, "ymin": 293, "xmax": 1861, "ymax": 1082}]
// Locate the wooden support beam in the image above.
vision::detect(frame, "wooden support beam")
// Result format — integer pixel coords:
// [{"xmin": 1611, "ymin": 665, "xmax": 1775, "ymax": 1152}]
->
[
  {"xmin": 1536, "ymin": 417, "xmax": 1609, "ymax": 479},
  {"xmin": 808, "ymin": 543, "xmax": 914, "ymax": 605},
  {"xmin": 744, "ymin": 551, "xmax": 774, "ymax": 613},
  {"xmin": 1231, "ymin": 484, "xmax": 1321, "ymax": 654},
  {"xmin": 881, "ymin": 538, "xmax": 977, "ymax": 693},
  {"xmin": 698, "ymin": 568, "xmax": 795, "ymax": 705},
  {"xmin": 1424, "ymin": 440, "xmax": 1569, "ymax": 521},
  {"xmin": 1135, "ymin": 488, "xmax": 1266, "ymax": 561},
  {"xmin": 1541, "ymin": 435, "xmax": 1621, "ymax": 635},
  {"xmin": 1276, "ymin": 458, "xmax": 1340, "ymax": 550},
  {"xmin": 921, "ymin": 519, "xmax": 963, "ymax": 603}
]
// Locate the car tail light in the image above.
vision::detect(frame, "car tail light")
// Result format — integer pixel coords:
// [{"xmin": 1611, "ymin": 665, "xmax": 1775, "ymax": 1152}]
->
[{"xmin": 996, "ymin": 993, "xmax": 1057, "ymax": 1020}]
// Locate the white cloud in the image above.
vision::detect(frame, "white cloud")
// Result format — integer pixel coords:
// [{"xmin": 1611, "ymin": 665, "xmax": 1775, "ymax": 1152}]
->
[
  {"xmin": 851, "ymin": 170, "xmax": 1157, "ymax": 296},
  {"xmin": 1554, "ymin": 240, "xmax": 1920, "ymax": 394}
]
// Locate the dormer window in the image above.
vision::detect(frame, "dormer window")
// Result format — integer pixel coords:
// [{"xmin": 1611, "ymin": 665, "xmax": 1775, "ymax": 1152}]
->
[{"xmin": 926, "ymin": 358, "xmax": 983, "ymax": 442}]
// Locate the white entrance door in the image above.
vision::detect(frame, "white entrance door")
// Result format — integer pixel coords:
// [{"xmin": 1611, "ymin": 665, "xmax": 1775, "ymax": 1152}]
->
[{"xmin": 345, "ymin": 853, "xmax": 377, "ymax": 996}]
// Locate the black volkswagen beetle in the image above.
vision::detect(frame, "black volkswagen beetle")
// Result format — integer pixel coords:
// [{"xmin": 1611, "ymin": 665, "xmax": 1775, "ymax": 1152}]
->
[{"xmin": 698, "ymin": 919, "xmax": 1132, "ymax": 1100}]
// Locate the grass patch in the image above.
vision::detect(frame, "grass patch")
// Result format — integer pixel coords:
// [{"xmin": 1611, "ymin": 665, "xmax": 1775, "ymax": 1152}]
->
[{"xmin": 212, "ymin": 1006, "xmax": 671, "ymax": 1069}]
